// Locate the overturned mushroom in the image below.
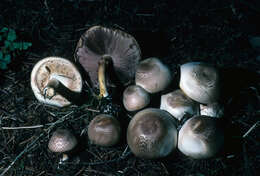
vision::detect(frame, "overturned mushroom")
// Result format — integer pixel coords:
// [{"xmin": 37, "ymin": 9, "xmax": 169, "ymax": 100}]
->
[
  {"xmin": 123, "ymin": 85, "xmax": 150, "ymax": 111},
  {"xmin": 48, "ymin": 129, "xmax": 78, "ymax": 153},
  {"xmin": 88, "ymin": 114, "xmax": 121, "ymax": 147},
  {"xmin": 178, "ymin": 115, "xmax": 224, "ymax": 159},
  {"xmin": 31, "ymin": 57, "xmax": 83, "ymax": 107},
  {"xmin": 135, "ymin": 57, "xmax": 172, "ymax": 93},
  {"xmin": 179, "ymin": 62, "xmax": 220, "ymax": 104},
  {"xmin": 160, "ymin": 89, "xmax": 200, "ymax": 121},
  {"xmin": 75, "ymin": 26, "xmax": 141, "ymax": 98},
  {"xmin": 127, "ymin": 108, "xmax": 178, "ymax": 159}
]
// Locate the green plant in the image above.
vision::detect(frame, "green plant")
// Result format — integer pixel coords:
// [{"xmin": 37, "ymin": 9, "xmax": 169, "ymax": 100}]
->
[{"xmin": 0, "ymin": 27, "xmax": 32, "ymax": 70}]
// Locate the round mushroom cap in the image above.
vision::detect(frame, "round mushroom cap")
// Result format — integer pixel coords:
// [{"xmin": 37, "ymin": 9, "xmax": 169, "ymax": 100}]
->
[
  {"xmin": 88, "ymin": 114, "xmax": 121, "ymax": 147},
  {"xmin": 178, "ymin": 115, "xmax": 224, "ymax": 159},
  {"xmin": 179, "ymin": 62, "xmax": 220, "ymax": 104},
  {"xmin": 200, "ymin": 102, "xmax": 224, "ymax": 118},
  {"xmin": 48, "ymin": 129, "xmax": 78, "ymax": 153},
  {"xmin": 31, "ymin": 57, "xmax": 83, "ymax": 107},
  {"xmin": 160, "ymin": 89, "xmax": 200, "ymax": 121},
  {"xmin": 135, "ymin": 57, "xmax": 172, "ymax": 93},
  {"xmin": 123, "ymin": 85, "xmax": 150, "ymax": 111},
  {"xmin": 127, "ymin": 108, "xmax": 178, "ymax": 159},
  {"xmin": 75, "ymin": 25, "xmax": 141, "ymax": 88}
]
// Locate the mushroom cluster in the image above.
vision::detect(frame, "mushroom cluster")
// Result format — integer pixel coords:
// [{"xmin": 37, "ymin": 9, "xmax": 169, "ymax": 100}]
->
[{"xmin": 30, "ymin": 26, "xmax": 227, "ymax": 162}]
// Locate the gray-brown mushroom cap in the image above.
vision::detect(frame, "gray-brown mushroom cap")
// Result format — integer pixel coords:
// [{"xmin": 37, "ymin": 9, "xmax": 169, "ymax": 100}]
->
[
  {"xmin": 88, "ymin": 114, "xmax": 121, "ymax": 147},
  {"xmin": 135, "ymin": 57, "xmax": 172, "ymax": 93},
  {"xmin": 75, "ymin": 26, "xmax": 141, "ymax": 89},
  {"xmin": 127, "ymin": 108, "xmax": 178, "ymax": 159},
  {"xmin": 178, "ymin": 115, "xmax": 224, "ymax": 159},
  {"xmin": 123, "ymin": 85, "xmax": 150, "ymax": 111},
  {"xmin": 179, "ymin": 62, "xmax": 220, "ymax": 104},
  {"xmin": 48, "ymin": 129, "xmax": 78, "ymax": 153},
  {"xmin": 30, "ymin": 57, "xmax": 83, "ymax": 107},
  {"xmin": 160, "ymin": 89, "xmax": 200, "ymax": 121}
]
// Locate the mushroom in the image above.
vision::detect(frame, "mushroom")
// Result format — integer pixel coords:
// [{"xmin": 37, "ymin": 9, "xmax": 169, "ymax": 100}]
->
[
  {"xmin": 31, "ymin": 56, "xmax": 83, "ymax": 107},
  {"xmin": 160, "ymin": 89, "xmax": 200, "ymax": 121},
  {"xmin": 88, "ymin": 114, "xmax": 121, "ymax": 147},
  {"xmin": 179, "ymin": 62, "xmax": 220, "ymax": 104},
  {"xmin": 123, "ymin": 85, "xmax": 150, "ymax": 111},
  {"xmin": 75, "ymin": 25, "xmax": 141, "ymax": 98},
  {"xmin": 178, "ymin": 115, "xmax": 224, "ymax": 159},
  {"xmin": 127, "ymin": 108, "xmax": 178, "ymax": 159},
  {"xmin": 48, "ymin": 129, "xmax": 78, "ymax": 153},
  {"xmin": 135, "ymin": 57, "xmax": 172, "ymax": 93},
  {"xmin": 200, "ymin": 102, "xmax": 224, "ymax": 118}
]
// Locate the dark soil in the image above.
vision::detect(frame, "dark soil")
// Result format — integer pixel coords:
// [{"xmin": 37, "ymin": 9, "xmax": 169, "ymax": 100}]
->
[{"xmin": 0, "ymin": 0, "xmax": 259, "ymax": 175}]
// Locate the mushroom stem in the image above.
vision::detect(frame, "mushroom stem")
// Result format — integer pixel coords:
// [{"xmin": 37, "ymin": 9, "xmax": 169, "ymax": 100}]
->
[
  {"xmin": 98, "ymin": 55, "xmax": 113, "ymax": 98},
  {"xmin": 43, "ymin": 74, "xmax": 81, "ymax": 103}
]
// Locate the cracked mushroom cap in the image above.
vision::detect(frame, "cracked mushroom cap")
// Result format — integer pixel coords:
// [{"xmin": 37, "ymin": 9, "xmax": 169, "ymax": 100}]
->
[
  {"xmin": 160, "ymin": 89, "xmax": 200, "ymax": 121},
  {"xmin": 88, "ymin": 114, "xmax": 121, "ymax": 147},
  {"xmin": 135, "ymin": 57, "xmax": 172, "ymax": 93},
  {"xmin": 48, "ymin": 129, "xmax": 78, "ymax": 153},
  {"xmin": 127, "ymin": 108, "xmax": 178, "ymax": 159},
  {"xmin": 75, "ymin": 25, "xmax": 141, "ymax": 88},
  {"xmin": 123, "ymin": 85, "xmax": 150, "ymax": 111},
  {"xmin": 179, "ymin": 62, "xmax": 220, "ymax": 104},
  {"xmin": 30, "ymin": 57, "xmax": 83, "ymax": 107},
  {"xmin": 178, "ymin": 115, "xmax": 224, "ymax": 159}
]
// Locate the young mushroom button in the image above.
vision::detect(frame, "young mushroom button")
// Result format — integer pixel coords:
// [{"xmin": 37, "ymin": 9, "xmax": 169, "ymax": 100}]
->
[
  {"xmin": 48, "ymin": 129, "xmax": 78, "ymax": 153},
  {"xmin": 178, "ymin": 115, "xmax": 224, "ymax": 159},
  {"xmin": 127, "ymin": 108, "xmax": 178, "ymax": 159},
  {"xmin": 179, "ymin": 62, "xmax": 220, "ymax": 104},
  {"xmin": 123, "ymin": 85, "xmax": 150, "ymax": 111},
  {"xmin": 160, "ymin": 89, "xmax": 200, "ymax": 121},
  {"xmin": 88, "ymin": 114, "xmax": 121, "ymax": 147},
  {"xmin": 135, "ymin": 57, "xmax": 172, "ymax": 93},
  {"xmin": 75, "ymin": 25, "xmax": 141, "ymax": 97},
  {"xmin": 31, "ymin": 57, "xmax": 83, "ymax": 107}
]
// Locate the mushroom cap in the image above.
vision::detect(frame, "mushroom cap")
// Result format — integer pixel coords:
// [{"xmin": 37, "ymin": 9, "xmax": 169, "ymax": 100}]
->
[
  {"xmin": 30, "ymin": 56, "xmax": 83, "ymax": 107},
  {"xmin": 179, "ymin": 62, "xmax": 220, "ymax": 104},
  {"xmin": 75, "ymin": 25, "xmax": 141, "ymax": 88},
  {"xmin": 200, "ymin": 102, "xmax": 224, "ymax": 118},
  {"xmin": 160, "ymin": 89, "xmax": 200, "ymax": 121},
  {"xmin": 123, "ymin": 85, "xmax": 150, "ymax": 111},
  {"xmin": 48, "ymin": 129, "xmax": 78, "ymax": 153},
  {"xmin": 88, "ymin": 114, "xmax": 121, "ymax": 147},
  {"xmin": 127, "ymin": 108, "xmax": 178, "ymax": 159},
  {"xmin": 135, "ymin": 57, "xmax": 172, "ymax": 93},
  {"xmin": 178, "ymin": 115, "xmax": 224, "ymax": 159}
]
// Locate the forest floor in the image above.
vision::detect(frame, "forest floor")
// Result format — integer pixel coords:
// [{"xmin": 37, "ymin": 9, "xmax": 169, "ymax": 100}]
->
[{"xmin": 0, "ymin": 0, "xmax": 259, "ymax": 175}]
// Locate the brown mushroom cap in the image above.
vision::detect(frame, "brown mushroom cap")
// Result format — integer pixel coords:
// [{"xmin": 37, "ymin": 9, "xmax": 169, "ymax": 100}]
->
[
  {"xmin": 127, "ymin": 108, "xmax": 178, "ymax": 159},
  {"xmin": 123, "ymin": 85, "xmax": 150, "ymax": 111},
  {"xmin": 178, "ymin": 115, "xmax": 224, "ymax": 159},
  {"xmin": 135, "ymin": 57, "xmax": 172, "ymax": 93},
  {"xmin": 30, "ymin": 57, "xmax": 83, "ymax": 107},
  {"xmin": 48, "ymin": 129, "xmax": 78, "ymax": 153},
  {"xmin": 160, "ymin": 89, "xmax": 200, "ymax": 121},
  {"xmin": 179, "ymin": 62, "xmax": 220, "ymax": 104},
  {"xmin": 75, "ymin": 26, "xmax": 141, "ymax": 89},
  {"xmin": 88, "ymin": 114, "xmax": 121, "ymax": 147}
]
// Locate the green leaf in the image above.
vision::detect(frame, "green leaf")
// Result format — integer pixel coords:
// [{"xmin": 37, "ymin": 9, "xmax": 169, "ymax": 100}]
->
[
  {"xmin": 7, "ymin": 29, "xmax": 16, "ymax": 41},
  {"xmin": 0, "ymin": 51, "xmax": 3, "ymax": 59},
  {"xmin": 22, "ymin": 42, "xmax": 32, "ymax": 50},
  {"xmin": 0, "ymin": 35, "xmax": 2, "ymax": 41},
  {"xmin": 0, "ymin": 27, "xmax": 9, "ymax": 33},
  {"xmin": 0, "ymin": 62, "xmax": 7, "ymax": 70},
  {"xmin": 4, "ymin": 40, "xmax": 11, "ymax": 48},
  {"xmin": 4, "ymin": 54, "xmax": 11, "ymax": 64}
]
